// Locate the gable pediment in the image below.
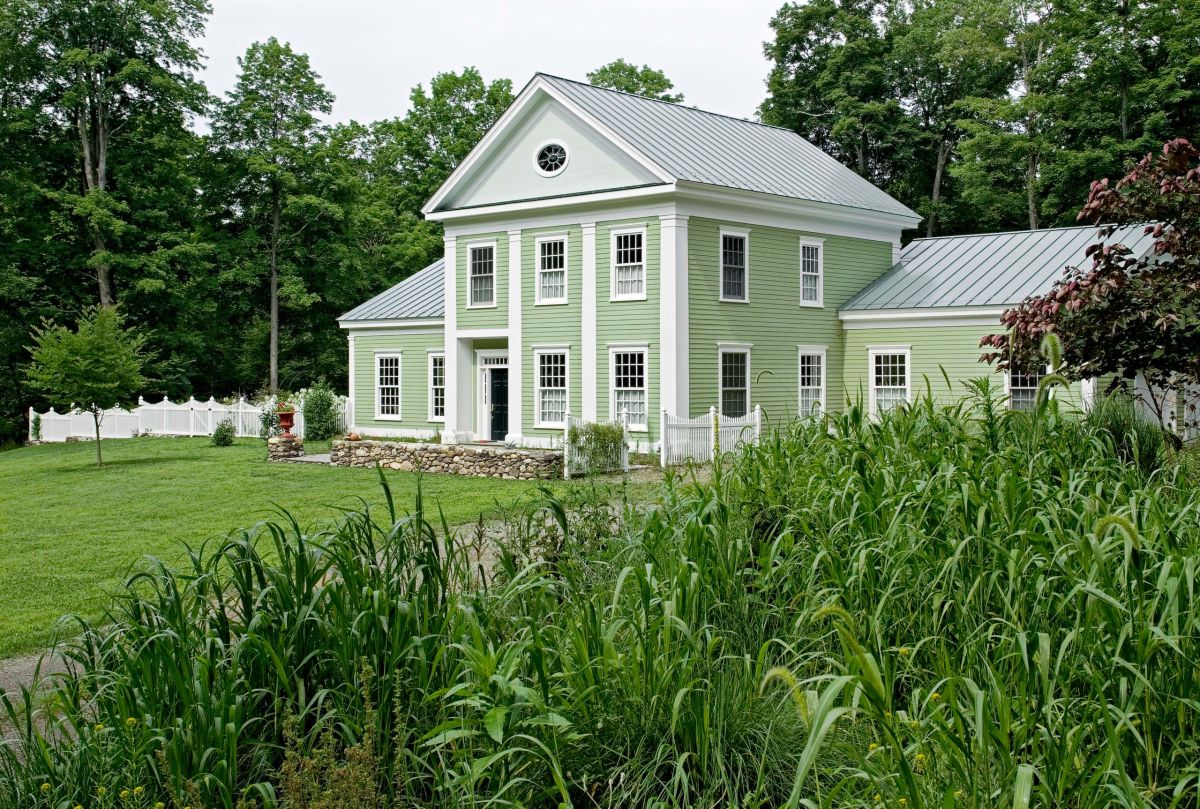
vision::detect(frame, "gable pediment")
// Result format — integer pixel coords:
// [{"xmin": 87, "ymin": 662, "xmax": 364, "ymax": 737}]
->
[{"xmin": 428, "ymin": 85, "xmax": 668, "ymax": 213}]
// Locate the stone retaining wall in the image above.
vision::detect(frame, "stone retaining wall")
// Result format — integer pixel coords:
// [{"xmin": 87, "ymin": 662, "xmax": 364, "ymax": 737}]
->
[
  {"xmin": 330, "ymin": 439, "xmax": 562, "ymax": 480},
  {"xmin": 267, "ymin": 435, "xmax": 304, "ymax": 461}
]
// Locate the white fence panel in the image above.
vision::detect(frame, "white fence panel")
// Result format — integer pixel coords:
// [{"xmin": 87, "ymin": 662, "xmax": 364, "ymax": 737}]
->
[{"xmin": 661, "ymin": 405, "xmax": 761, "ymax": 466}]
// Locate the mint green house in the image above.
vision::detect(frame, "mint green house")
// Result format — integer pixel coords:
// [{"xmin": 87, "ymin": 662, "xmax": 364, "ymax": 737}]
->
[{"xmin": 339, "ymin": 74, "xmax": 1144, "ymax": 450}]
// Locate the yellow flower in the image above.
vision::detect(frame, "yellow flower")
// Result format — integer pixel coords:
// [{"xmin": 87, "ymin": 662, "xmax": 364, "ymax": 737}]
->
[
  {"xmin": 156, "ymin": 803, "xmax": 166, "ymax": 809},
  {"xmin": 133, "ymin": 786, "xmax": 144, "ymax": 795},
  {"xmin": 120, "ymin": 788, "xmax": 131, "ymax": 801},
  {"xmin": 41, "ymin": 782, "xmax": 51, "ymax": 793},
  {"xmin": 125, "ymin": 717, "xmax": 138, "ymax": 728},
  {"xmin": 930, "ymin": 691, "xmax": 941, "ymax": 702},
  {"xmin": 868, "ymin": 742, "xmax": 879, "ymax": 752},
  {"xmin": 954, "ymin": 790, "xmax": 965, "ymax": 800},
  {"xmin": 898, "ymin": 647, "xmax": 910, "ymax": 657},
  {"xmin": 874, "ymin": 795, "xmax": 882, "ymax": 804},
  {"xmin": 94, "ymin": 723, "xmax": 105, "ymax": 733},
  {"xmin": 97, "ymin": 786, "xmax": 107, "ymax": 796},
  {"xmin": 910, "ymin": 720, "xmax": 919, "ymax": 729},
  {"xmin": 74, "ymin": 805, "xmax": 84, "ymax": 809},
  {"xmin": 899, "ymin": 799, "xmax": 908, "ymax": 807},
  {"xmin": 915, "ymin": 752, "xmax": 927, "ymax": 763}
]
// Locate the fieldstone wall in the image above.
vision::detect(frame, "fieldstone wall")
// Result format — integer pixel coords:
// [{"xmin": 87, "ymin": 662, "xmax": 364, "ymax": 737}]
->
[
  {"xmin": 267, "ymin": 435, "xmax": 304, "ymax": 461},
  {"xmin": 330, "ymin": 439, "xmax": 562, "ymax": 480}
]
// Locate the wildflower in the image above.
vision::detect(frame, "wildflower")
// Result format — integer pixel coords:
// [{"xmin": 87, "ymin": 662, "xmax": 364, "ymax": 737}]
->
[
  {"xmin": 97, "ymin": 787, "xmax": 107, "ymax": 796},
  {"xmin": 41, "ymin": 782, "xmax": 51, "ymax": 793},
  {"xmin": 125, "ymin": 717, "xmax": 138, "ymax": 728},
  {"xmin": 874, "ymin": 795, "xmax": 882, "ymax": 804},
  {"xmin": 121, "ymin": 788, "xmax": 131, "ymax": 800},
  {"xmin": 94, "ymin": 723, "xmax": 105, "ymax": 733},
  {"xmin": 868, "ymin": 742, "xmax": 879, "ymax": 752},
  {"xmin": 930, "ymin": 691, "xmax": 941, "ymax": 702},
  {"xmin": 156, "ymin": 803, "xmax": 166, "ymax": 809},
  {"xmin": 955, "ymin": 790, "xmax": 965, "ymax": 800},
  {"xmin": 910, "ymin": 720, "xmax": 919, "ymax": 729},
  {"xmin": 915, "ymin": 752, "xmax": 927, "ymax": 763},
  {"xmin": 898, "ymin": 647, "xmax": 910, "ymax": 657},
  {"xmin": 134, "ymin": 786, "xmax": 144, "ymax": 795},
  {"xmin": 899, "ymin": 799, "xmax": 908, "ymax": 806}
]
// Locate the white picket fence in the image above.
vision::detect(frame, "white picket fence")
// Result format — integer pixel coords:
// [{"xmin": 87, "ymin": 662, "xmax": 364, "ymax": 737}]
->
[
  {"xmin": 29, "ymin": 396, "xmax": 347, "ymax": 443},
  {"xmin": 661, "ymin": 405, "xmax": 762, "ymax": 466},
  {"xmin": 563, "ymin": 411, "xmax": 631, "ymax": 478}
]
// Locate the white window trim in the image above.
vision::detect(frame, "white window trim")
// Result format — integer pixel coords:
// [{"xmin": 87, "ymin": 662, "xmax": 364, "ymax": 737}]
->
[
  {"xmin": 1004, "ymin": 363, "xmax": 1052, "ymax": 409},
  {"xmin": 797, "ymin": 344, "xmax": 828, "ymax": 417},
  {"xmin": 799, "ymin": 237, "xmax": 825, "ymax": 309},
  {"xmin": 466, "ymin": 239, "xmax": 498, "ymax": 310},
  {"xmin": 718, "ymin": 226, "xmax": 751, "ymax": 303},
  {"xmin": 608, "ymin": 343, "xmax": 650, "ymax": 432},
  {"xmin": 609, "ymin": 225, "xmax": 648, "ymax": 302},
  {"xmin": 427, "ymin": 350, "xmax": 445, "ymax": 423},
  {"xmin": 717, "ymin": 343, "xmax": 753, "ymax": 417},
  {"xmin": 374, "ymin": 351, "xmax": 403, "ymax": 421},
  {"xmin": 867, "ymin": 344, "xmax": 911, "ymax": 418},
  {"xmin": 533, "ymin": 346, "xmax": 570, "ymax": 430},
  {"xmin": 534, "ymin": 233, "xmax": 570, "ymax": 306},
  {"xmin": 532, "ymin": 139, "xmax": 570, "ymax": 178}
]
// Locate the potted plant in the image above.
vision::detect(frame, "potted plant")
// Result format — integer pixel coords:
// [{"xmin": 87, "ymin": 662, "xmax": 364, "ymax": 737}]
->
[{"xmin": 275, "ymin": 400, "xmax": 296, "ymax": 438}]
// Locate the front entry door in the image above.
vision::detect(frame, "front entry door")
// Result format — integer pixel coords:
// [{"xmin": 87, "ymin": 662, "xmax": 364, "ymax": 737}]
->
[{"xmin": 489, "ymin": 368, "xmax": 508, "ymax": 442}]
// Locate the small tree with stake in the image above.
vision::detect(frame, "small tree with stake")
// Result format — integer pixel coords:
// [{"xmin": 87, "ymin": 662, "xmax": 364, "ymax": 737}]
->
[
  {"xmin": 26, "ymin": 306, "xmax": 147, "ymax": 466},
  {"xmin": 982, "ymin": 138, "xmax": 1200, "ymax": 433}
]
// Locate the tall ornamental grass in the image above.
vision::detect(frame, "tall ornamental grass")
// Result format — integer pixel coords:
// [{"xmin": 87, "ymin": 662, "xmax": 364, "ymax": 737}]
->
[{"xmin": 2, "ymin": 380, "xmax": 1197, "ymax": 808}]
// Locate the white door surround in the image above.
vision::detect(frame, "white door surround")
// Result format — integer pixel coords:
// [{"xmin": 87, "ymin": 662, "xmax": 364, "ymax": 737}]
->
[{"xmin": 475, "ymin": 349, "xmax": 509, "ymax": 441}]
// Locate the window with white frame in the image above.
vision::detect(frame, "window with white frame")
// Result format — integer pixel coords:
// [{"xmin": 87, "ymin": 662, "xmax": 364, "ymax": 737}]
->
[
  {"xmin": 535, "ymin": 350, "xmax": 568, "ymax": 427},
  {"xmin": 719, "ymin": 348, "xmax": 750, "ymax": 417},
  {"xmin": 468, "ymin": 244, "xmax": 495, "ymax": 307},
  {"xmin": 870, "ymin": 348, "xmax": 909, "ymax": 416},
  {"xmin": 800, "ymin": 239, "xmax": 823, "ymax": 306},
  {"xmin": 375, "ymin": 353, "xmax": 401, "ymax": 418},
  {"xmin": 798, "ymin": 347, "xmax": 826, "ymax": 417},
  {"xmin": 537, "ymin": 237, "xmax": 567, "ymax": 304},
  {"xmin": 720, "ymin": 231, "xmax": 748, "ymax": 302},
  {"xmin": 611, "ymin": 348, "xmax": 647, "ymax": 430},
  {"xmin": 428, "ymin": 353, "xmax": 445, "ymax": 421},
  {"xmin": 612, "ymin": 229, "xmax": 645, "ymax": 300},
  {"xmin": 1008, "ymin": 367, "xmax": 1045, "ymax": 411}
]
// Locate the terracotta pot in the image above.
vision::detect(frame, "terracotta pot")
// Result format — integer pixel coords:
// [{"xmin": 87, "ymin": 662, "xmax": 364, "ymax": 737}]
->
[
  {"xmin": 278, "ymin": 410, "xmax": 295, "ymax": 438},
  {"xmin": 347, "ymin": 432, "xmax": 360, "ymax": 441}
]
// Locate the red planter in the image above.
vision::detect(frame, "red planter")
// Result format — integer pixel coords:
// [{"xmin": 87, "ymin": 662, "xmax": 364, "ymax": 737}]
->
[{"xmin": 278, "ymin": 410, "xmax": 295, "ymax": 438}]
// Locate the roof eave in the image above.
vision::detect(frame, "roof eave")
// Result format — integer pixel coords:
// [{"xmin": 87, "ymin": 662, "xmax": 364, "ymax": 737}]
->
[
  {"xmin": 339, "ymin": 317, "xmax": 445, "ymax": 330},
  {"xmin": 675, "ymin": 181, "xmax": 922, "ymax": 231}
]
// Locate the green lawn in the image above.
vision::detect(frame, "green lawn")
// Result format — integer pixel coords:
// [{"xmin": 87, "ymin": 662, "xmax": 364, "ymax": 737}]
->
[{"xmin": 0, "ymin": 437, "xmax": 564, "ymax": 658}]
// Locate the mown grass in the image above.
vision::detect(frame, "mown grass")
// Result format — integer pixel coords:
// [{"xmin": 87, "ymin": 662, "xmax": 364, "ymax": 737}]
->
[
  {"xmin": 0, "ymin": 437, "xmax": 566, "ymax": 658},
  {"xmin": 2, "ymin": 382, "xmax": 1198, "ymax": 808}
]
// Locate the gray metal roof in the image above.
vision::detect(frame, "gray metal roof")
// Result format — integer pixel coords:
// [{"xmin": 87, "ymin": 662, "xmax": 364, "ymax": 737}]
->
[
  {"xmin": 842, "ymin": 224, "xmax": 1157, "ymax": 311},
  {"xmin": 539, "ymin": 74, "xmax": 919, "ymax": 220},
  {"xmin": 339, "ymin": 259, "xmax": 445, "ymax": 322}
]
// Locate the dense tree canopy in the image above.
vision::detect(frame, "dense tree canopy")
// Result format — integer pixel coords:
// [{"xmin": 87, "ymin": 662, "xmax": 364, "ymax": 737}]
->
[{"xmin": 586, "ymin": 59, "xmax": 684, "ymax": 103}]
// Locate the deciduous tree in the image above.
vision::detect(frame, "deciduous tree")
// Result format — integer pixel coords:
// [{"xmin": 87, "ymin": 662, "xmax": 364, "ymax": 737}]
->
[{"xmin": 586, "ymin": 59, "xmax": 684, "ymax": 103}]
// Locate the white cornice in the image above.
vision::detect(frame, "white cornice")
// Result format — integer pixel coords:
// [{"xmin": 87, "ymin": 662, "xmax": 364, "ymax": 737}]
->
[
  {"xmin": 838, "ymin": 306, "xmax": 1007, "ymax": 330},
  {"xmin": 430, "ymin": 184, "xmax": 677, "ymax": 227}
]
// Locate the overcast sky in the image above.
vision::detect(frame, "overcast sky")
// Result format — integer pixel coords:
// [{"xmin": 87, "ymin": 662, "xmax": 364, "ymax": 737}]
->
[{"xmin": 197, "ymin": 0, "xmax": 783, "ymax": 125}]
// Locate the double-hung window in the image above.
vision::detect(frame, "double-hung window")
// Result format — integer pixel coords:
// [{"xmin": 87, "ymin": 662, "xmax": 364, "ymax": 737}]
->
[
  {"xmin": 468, "ymin": 243, "xmax": 495, "ymax": 307},
  {"xmin": 535, "ymin": 349, "xmax": 568, "ymax": 428},
  {"xmin": 611, "ymin": 228, "xmax": 645, "ymax": 300},
  {"xmin": 869, "ymin": 347, "xmax": 909, "ymax": 417},
  {"xmin": 798, "ymin": 346, "xmax": 826, "ymax": 417},
  {"xmin": 800, "ymin": 238, "xmax": 824, "ymax": 307},
  {"xmin": 1008, "ymin": 367, "xmax": 1045, "ymax": 411},
  {"xmin": 375, "ymin": 353, "xmax": 401, "ymax": 419},
  {"xmin": 610, "ymin": 348, "xmax": 647, "ymax": 431},
  {"xmin": 719, "ymin": 347, "xmax": 750, "ymax": 418},
  {"xmin": 536, "ymin": 236, "xmax": 567, "ymax": 304},
  {"xmin": 720, "ymin": 230, "xmax": 748, "ymax": 302},
  {"xmin": 428, "ymin": 352, "xmax": 445, "ymax": 421}
]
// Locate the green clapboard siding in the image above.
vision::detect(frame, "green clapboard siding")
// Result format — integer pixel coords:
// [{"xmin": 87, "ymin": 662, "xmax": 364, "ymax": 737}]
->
[
  {"xmin": 521, "ymin": 226, "xmax": 583, "ymax": 439},
  {"xmin": 597, "ymin": 218, "xmax": 660, "ymax": 440},
  {"xmin": 687, "ymin": 218, "xmax": 893, "ymax": 422},
  {"xmin": 457, "ymin": 232, "xmax": 508, "ymax": 330},
  {"xmin": 841, "ymin": 325, "xmax": 1090, "ymax": 410},
  {"xmin": 351, "ymin": 330, "xmax": 446, "ymax": 433}
]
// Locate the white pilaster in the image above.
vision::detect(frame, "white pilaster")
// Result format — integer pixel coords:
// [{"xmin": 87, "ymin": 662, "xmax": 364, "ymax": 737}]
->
[
  {"xmin": 507, "ymin": 229, "xmax": 523, "ymax": 442},
  {"xmin": 581, "ymin": 222, "xmax": 598, "ymax": 420},
  {"xmin": 659, "ymin": 213, "xmax": 689, "ymax": 421},
  {"xmin": 442, "ymin": 235, "xmax": 462, "ymax": 443},
  {"xmin": 347, "ymin": 334, "xmax": 357, "ymax": 432}
]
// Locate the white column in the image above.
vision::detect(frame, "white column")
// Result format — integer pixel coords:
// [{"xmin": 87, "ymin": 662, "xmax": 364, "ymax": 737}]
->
[
  {"xmin": 507, "ymin": 229, "xmax": 523, "ymax": 442},
  {"xmin": 347, "ymin": 334, "xmax": 357, "ymax": 431},
  {"xmin": 442, "ymin": 235, "xmax": 462, "ymax": 443},
  {"xmin": 659, "ymin": 213, "xmax": 689, "ymax": 422},
  {"xmin": 581, "ymin": 222, "xmax": 598, "ymax": 421}
]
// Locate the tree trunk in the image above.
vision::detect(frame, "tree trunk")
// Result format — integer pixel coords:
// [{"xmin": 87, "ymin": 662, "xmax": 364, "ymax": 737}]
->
[
  {"xmin": 1026, "ymin": 145, "xmax": 1039, "ymax": 230},
  {"xmin": 927, "ymin": 140, "xmax": 952, "ymax": 237},
  {"xmin": 76, "ymin": 72, "xmax": 115, "ymax": 307},
  {"xmin": 93, "ymin": 410, "xmax": 103, "ymax": 466},
  {"xmin": 93, "ymin": 231, "xmax": 115, "ymax": 306},
  {"xmin": 269, "ymin": 194, "xmax": 281, "ymax": 394}
]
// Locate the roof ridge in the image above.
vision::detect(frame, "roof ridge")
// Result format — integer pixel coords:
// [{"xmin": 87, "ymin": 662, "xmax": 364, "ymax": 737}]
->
[{"xmin": 534, "ymin": 72, "xmax": 798, "ymax": 135}]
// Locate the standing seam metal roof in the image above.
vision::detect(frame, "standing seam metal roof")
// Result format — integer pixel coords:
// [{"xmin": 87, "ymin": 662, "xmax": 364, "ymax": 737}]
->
[
  {"xmin": 339, "ymin": 258, "xmax": 445, "ymax": 322},
  {"xmin": 841, "ymin": 224, "xmax": 1156, "ymax": 311},
  {"xmin": 537, "ymin": 74, "xmax": 919, "ymax": 219}
]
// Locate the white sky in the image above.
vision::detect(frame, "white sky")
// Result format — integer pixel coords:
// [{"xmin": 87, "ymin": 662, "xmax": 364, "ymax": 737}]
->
[{"xmin": 197, "ymin": 0, "xmax": 783, "ymax": 124}]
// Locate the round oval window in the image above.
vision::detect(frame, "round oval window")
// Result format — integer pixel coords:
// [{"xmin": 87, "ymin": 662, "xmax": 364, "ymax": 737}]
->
[{"xmin": 536, "ymin": 143, "xmax": 567, "ymax": 175}]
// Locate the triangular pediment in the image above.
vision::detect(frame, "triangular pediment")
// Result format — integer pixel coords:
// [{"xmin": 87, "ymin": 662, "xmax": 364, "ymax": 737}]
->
[{"xmin": 425, "ymin": 80, "xmax": 670, "ymax": 213}]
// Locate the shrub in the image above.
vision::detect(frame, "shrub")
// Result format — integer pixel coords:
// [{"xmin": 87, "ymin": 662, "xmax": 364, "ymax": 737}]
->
[
  {"xmin": 301, "ymin": 381, "xmax": 339, "ymax": 441},
  {"xmin": 30, "ymin": 413, "xmax": 41, "ymax": 441},
  {"xmin": 566, "ymin": 419, "xmax": 626, "ymax": 475},
  {"xmin": 1084, "ymin": 391, "xmax": 1165, "ymax": 473},
  {"xmin": 259, "ymin": 406, "xmax": 279, "ymax": 439},
  {"xmin": 211, "ymin": 417, "xmax": 235, "ymax": 446}
]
